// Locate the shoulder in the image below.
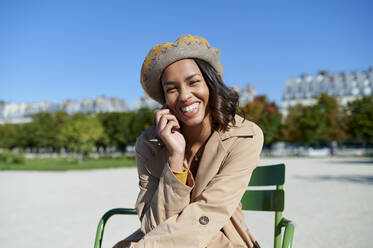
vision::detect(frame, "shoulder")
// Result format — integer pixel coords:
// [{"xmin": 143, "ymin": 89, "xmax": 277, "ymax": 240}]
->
[
  {"xmin": 217, "ymin": 115, "xmax": 264, "ymax": 161},
  {"xmin": 135, "ymin": 125, "xmax": 168, "ymax": 177},
  {"xmin": 220, "ymin": 115, "xmax": 263, "ymax": 143},
  {"xmin": 135, "ymin": 125, "xmax": 163, "ymax": 160},
  {"xmin": 221, "ymin": 116, "xmax": 264, "ymax": 167}
]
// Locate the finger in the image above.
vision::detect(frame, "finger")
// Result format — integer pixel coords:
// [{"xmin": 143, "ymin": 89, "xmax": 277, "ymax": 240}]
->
[
  {"xmin": 155, "ymin": 109, "xmax": 170, "ymax": 123},
  {"xmin": 162, "ymin": 113, "xmax": 179, "ymax": 127},
  {"xmin": 161, "ymin": 120, "xmax": 180, "ymax": 136},
  {"xmin": 158, "ymin": 114, "xmax": 168, "ymax": 132},
  {"xmin": 154, "ymin": 108, "xmax": 170, "ymax": 126},
  {"xmin": 158, "ymin": 114, "xmax": 180, "ymax": 132}
]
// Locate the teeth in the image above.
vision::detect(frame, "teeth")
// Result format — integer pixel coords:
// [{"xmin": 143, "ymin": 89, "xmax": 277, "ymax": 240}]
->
[{"xmin": 182, "ymin": 103, "xmax": 198, "ymax": 113}]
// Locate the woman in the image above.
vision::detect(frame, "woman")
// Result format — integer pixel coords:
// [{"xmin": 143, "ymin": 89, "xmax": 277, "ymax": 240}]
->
[{"xmin": 114, "ymin": 34, "xmax": 263, "ymax": 248}]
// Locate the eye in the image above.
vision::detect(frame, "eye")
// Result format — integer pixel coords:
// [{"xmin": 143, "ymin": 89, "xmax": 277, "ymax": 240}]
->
[
  {"xmin": 190, "ymin": 80, "xmax": 200, "ymax": 85},
  {"xmin": 166, "ymin": 87, "xmax": 177, "ymax": 93}
]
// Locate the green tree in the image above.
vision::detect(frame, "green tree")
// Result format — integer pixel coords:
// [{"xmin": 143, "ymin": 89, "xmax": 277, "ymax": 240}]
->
[
  {"xmin": 281, "ymin": 93, "xmax": 348, "ymax": 148},
  {"xmin": 52, "ymin": 111, "xmax": 71, "ymax": 150},
  {"xmin": 129, "ymin": 108, "xmax": 155, "ymax": 145},
  {"xmin": 280, "ymin": 104, "xmax": 303, "ymax": 144},
  {"xmin": 98, "ymin": 108, "xmax": 154, "ymax": 152},
  {"xmin": 98, "ymin": 112, "xmax": 133, "ymax": 152},
  {"xmin": 281, "ymin": 104, "xmax": 324, "ymax": 145},
  {"xmin": 240, "ymin": 96, "xmax": 282, "ymax": 146},
  {"xmin": 0, "ymin": 124, "xmax": 19, "ymax": 149},
  {"xmin": 58, "ymin": 114, "xmax": 106, "ymax": 160},
  {"xmin": 17, "ymin": 122, "xmax": 39, "ymax": 150},
  {"xmin": 31, "ymin": 111, "xmax": 70, "ymax": 151},
  {"xmin": 347, "ymin": 96, "xmax": 373, "ymax": 145},
  {"xmin": 316, "ymin": 93, "xmax": 347, "ymax": 143}
]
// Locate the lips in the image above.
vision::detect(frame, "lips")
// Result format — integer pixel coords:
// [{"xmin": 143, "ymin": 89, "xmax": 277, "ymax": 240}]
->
[
  {"xmin": 179, "ymin": 102, "xmax": 200, "ymax": 118},
  {"xmin": 181, "ymin": 102, "xmax": 199, "ymax": 113}
]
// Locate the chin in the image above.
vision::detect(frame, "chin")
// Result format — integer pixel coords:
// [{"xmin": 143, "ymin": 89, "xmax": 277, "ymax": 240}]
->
[{"xmin": 180, "ymin": 117, "xmax": 205, "ymax": 127}]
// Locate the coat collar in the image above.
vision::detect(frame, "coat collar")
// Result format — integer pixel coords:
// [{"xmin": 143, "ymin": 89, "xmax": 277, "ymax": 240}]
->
[{"xmin": 219, "ymin": 114, "xmax": 254, "ymax": 141}]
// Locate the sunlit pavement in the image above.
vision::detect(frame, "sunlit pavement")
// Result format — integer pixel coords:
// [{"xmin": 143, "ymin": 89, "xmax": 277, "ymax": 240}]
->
[{"xmin": 0, "ymin": 157, "xmax": 372, "ymax": 248}]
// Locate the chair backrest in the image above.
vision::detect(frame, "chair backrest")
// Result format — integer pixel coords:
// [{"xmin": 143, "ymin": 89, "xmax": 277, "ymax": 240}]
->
[
  {"xmin": 241, "ymin": 163, "xmax": 287, "ymax": 248},
  {"xmin": 241, "ymin": 163, "xmax": 285, "ymax": 212}
]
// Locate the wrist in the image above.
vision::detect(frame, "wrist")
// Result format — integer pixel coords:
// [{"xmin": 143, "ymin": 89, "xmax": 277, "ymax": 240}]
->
[{"xmin": 168, "ymin": 153, "xmax": 185, "ymax": 172}]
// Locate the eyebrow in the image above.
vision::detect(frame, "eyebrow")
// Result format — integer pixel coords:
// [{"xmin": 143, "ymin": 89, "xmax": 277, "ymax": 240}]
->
[
  {"xmin": 162, "ymin": 73, "xmax": 201, "ymax": 86},
  {"xmin": 185, "ymin": 73, "xmax": 200, "ymax": 81}
]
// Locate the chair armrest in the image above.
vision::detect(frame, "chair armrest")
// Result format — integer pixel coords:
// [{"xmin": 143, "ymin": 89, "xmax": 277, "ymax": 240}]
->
[
  {"xmin": 280, "ymin": 217, "xmax": 295, "ymax": 248},
  {"xmin": 94, "ymin": 208, "xmax": 137, "ymax": 248}
]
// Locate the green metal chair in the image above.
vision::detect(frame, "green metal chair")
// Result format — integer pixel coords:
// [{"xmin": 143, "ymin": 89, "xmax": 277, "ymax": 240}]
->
[
  {"xmin": 241, "ymin": 163, "xmax": 295, "ymax": 248},
  {"xmin": 94, "ymin": 163, "xmax": 294, "ymax": 248}
]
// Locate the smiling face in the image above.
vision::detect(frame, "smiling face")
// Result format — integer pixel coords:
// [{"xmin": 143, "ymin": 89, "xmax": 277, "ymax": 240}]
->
[{"xmin": 161, "ymin": 59, "xmax": 210, "ymax": 127}]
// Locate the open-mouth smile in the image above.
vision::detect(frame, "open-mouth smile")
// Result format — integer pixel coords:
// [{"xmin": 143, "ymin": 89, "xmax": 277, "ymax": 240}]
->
[{"xmin": 179, "ymin": 102, "xmax": 201, "ymax": 118}]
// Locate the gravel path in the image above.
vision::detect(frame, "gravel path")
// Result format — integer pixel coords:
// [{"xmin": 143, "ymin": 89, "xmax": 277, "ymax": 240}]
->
[{"xmin": 1, "ymin": 157, "xmax": 372, "ymax": 248}]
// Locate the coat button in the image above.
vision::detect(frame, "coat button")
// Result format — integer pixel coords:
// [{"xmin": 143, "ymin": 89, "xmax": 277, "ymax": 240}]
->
[{"xmin": 199, "ymin": 216, "xmax": 209, "ymax": 225}]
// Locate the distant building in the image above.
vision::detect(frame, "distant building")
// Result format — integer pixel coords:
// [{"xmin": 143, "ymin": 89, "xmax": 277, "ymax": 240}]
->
[
  {"xmin": 131, "ymin": 94, "xmax": 161, "ymax": 110},
  {"xmin": 233, "ymin": 84, "xmax": 256, "ymax": 106},
  {"xmin": 281, "ymin": 67, "xmax": 373, "ymax": 116},
  {"xmin": 59, "ymin": 96, "xmax": 128, "ymax": 114},
  {"xmin": 0, "ymin": 96, "xmax": 128, "ymax": 124}
]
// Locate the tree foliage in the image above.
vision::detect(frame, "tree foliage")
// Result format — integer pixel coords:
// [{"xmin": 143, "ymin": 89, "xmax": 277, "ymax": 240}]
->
[
  {"xmin": 316, "ymin": 93, "xmax": 347, "ymax": 143},
  {"xmin": 0, "ymin": 109, "xmax": 154, "ymax": 153},
  {"xmin": 97, "ymin": 108, "xmax": 154, "ymax": 151},
  {"xmin": 58, "ymin": 114, "xmax": 107, "ymax": 155},
  {"xmin": 31, "ymin": 111, "xmax": 70, "ymax": 150},
  {"xmin": 281, "ymin": 93, "xmax": 348, "ymax": 145},
  {"xmin": 0, "ymin": 124, "xmax": 21, "ymax": 149},
  {"xmin": 347, "ymin": 96, "xmax": 373, "ymax": 144},
  {"xmin": 240, "ymin": 95, "xmax": 282, "ymax": 146},
  {"xmin": 97, "ymin": 112, "xmax": 133, "ymax": 152},
  {"xmin": 129, "ymin": 108, "xmax": 155, "ymax": 144},
  {"xmin": 281, "ymin": 104, "xmax": 324, "ymax": 145}
]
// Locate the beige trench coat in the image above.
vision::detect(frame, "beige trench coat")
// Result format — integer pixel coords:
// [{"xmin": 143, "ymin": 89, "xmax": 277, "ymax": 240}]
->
[{"xmin": 114, "ymin": 115, "xmax": 263, "ymax": 248}]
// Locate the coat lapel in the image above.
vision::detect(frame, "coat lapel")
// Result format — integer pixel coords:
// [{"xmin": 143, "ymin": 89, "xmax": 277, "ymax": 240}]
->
[
  {"xmin": 190, "ymin": 115, "xmax": 255, "ymax": 200},
  {"xmin": 191, "ymin": 130, "xmax": 227, "ymax": 200}
]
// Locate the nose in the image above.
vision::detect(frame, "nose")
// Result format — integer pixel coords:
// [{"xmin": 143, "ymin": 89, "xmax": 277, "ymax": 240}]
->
[{"xmin": 178, "ymin": 86, "xmax": 192, "ymax": 102}]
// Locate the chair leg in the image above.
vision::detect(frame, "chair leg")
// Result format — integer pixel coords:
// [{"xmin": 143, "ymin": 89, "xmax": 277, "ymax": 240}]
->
[
  {"xmin": 274, "ymin": 211, "xmax": 282, "ymax": 248},
  {"xmin": 280, "ymin": 217, "xmax": 295, "ymax": 248},
  {"xmin": 94, "ymin": 218, "xmax": 105, "ymax": 248}
]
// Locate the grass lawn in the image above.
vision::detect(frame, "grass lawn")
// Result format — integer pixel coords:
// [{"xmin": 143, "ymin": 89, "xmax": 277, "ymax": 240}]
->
[{"xmin": 0, "ymin": 157, "xmax": 136, "ymax": 171}]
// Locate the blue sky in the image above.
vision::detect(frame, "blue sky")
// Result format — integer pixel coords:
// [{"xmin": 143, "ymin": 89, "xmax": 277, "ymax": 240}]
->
[{"xmin": 1, "ymin": 0, "xmax": 372, "ymax": 107}]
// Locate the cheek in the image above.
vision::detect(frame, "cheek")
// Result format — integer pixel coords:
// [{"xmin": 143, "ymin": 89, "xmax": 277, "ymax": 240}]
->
[
  {"xmin": 165, "ymin": 95, "xmax": 177, "ymax": 110},
  {"xmin": 200, "ymin": 86, "xmax": 210, "ymax": 112},
  {"xmin": 200, "ymin": 85, "xmax": 210, "ymax": 102}
]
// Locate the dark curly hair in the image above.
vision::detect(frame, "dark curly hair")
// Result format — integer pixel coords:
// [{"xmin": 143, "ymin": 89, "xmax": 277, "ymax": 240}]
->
[{"xmin": 193, "ymin": 58, "xmax": 239, "ymax": 132}]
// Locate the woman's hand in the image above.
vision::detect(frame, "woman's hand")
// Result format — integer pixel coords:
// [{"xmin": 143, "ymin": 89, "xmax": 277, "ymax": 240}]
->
[{"xmin": 155, "ymin": 107, "xmax": 185, "ymax": 172}]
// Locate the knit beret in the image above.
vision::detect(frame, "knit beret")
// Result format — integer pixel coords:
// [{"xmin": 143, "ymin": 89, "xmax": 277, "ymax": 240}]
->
[{"xmin": 140, "ymin": 34, "xmax": 223, "ymax": 104}]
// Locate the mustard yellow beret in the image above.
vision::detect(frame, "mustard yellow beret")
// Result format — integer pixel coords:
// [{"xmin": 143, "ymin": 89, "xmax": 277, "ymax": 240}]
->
[{"xmin": 140, "ymin": 34, "xmax": 223, "ymax": 104}]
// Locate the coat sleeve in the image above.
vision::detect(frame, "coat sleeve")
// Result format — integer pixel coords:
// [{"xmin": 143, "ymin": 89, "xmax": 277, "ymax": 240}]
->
[
  {"xmin": 134, "ymin": 136, "xmax": 195, "ymax": 234},
  {"xmin": 132, "ymin": 125, "xmax": 264, "ymax": 248}
]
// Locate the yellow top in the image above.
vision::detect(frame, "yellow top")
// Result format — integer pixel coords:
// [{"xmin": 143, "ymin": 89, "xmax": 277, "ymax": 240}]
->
[{"xmin": 171, "ymin": 167, "xmax": 188, "ymax": 184}]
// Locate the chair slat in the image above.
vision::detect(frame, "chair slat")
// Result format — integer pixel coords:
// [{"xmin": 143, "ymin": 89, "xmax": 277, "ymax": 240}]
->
[
  {"xmin": 241, "ymin": 189, "xmax": 284, "ymax": 211},
  {"xmin": 249, "ymin": 163, "xmax": 285, "ymax": 186}
]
